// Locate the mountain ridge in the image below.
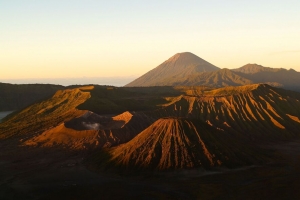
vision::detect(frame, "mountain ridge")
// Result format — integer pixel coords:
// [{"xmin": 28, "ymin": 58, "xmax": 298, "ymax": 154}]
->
[
  {"xmin": 233, "ymin": 64, "xmax": 300, "ymax": 91},
  {"xmin": 232, "ymin": 63, "xmax": 285, "ymax": 74},
  {"xmin": 1, "ymin": 83, "xmax": 300, "ymax": 172},
  {"xmin": 125, "ymin": 52, "xmax": 300, "ymax": 91}
]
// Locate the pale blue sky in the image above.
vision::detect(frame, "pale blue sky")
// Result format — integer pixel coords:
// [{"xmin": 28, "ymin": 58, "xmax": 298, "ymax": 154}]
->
[{"xmin": 1, "ymin": 0, "xmax": 300, "ymax": 81}]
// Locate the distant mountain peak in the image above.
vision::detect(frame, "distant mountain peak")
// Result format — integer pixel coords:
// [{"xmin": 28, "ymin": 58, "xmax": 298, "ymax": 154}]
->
[
  {"xmin": 170, "ymin": 52, "xmax": 194, "ymax": 56},
  {"xmin": 125, "ymin": 54, "xmax": 300, "ymax": 91},
  {"xmin": 164, "ymin": 52, "xmax": 213, "ymax": 66},
  {"xmin": 168, "ymin": 52, "xmax": 198, "ymax": 59},
  {"xmin": 125, "ymin": 52, "xmax": 220, "ymax": 87}
]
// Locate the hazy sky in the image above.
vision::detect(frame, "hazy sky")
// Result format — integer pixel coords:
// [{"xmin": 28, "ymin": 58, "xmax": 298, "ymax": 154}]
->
[{"xmin": 1, "ymin": 0, "xmax": 300, "ymax": 80}]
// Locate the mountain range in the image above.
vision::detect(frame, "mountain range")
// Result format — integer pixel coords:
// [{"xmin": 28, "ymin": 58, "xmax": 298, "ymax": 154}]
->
[
  {"xmin": 126, "ymin": 52, "xmax": 300, "ymax": 92},
  {"xmin": 126, "ymin": 52, "xmax": 219, "ymax": 87},
  {"xmin": 1, "ymin": 52, "xmax": 300, "ymax": 198},
  {"xmin": 2, "ymin": 83, "xmax": 300, "ymax": 170}
]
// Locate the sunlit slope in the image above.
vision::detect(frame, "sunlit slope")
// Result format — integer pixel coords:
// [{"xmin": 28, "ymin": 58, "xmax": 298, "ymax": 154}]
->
[
  {"xmin": 25, "ymin": 111, "xmax": 153, "ymax": 149},
  {"xmin": 0, "ymin": 86, "xmax": 93, "ymax": 139},
  {"xmin": 156, "ymin": 84, "xmax": 300, "ymax": 138},
  {"xmin": 1, "ymin": 84, "xmax": 300, "ymax": 150},
  {"xmin": 0, "ymin": 85, "xmax": 159, "ymax": 148},
  {"xmin": 105, "ymin": 118, "xmax": 266, "ymax": 170},
  {"xmin": 126, "ymin": 52, "xmax": 219, "ymax": 87}
]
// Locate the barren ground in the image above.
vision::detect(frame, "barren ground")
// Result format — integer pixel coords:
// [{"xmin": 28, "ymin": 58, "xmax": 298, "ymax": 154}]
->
[{"xmin": 1, "ymin": 139, "xmax": 300, "ymax": 199}]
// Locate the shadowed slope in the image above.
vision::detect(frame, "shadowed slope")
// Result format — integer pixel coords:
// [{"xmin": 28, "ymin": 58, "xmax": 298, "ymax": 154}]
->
[
  {"xmin": 106, "ymin": 118, "xmax": 266, "ymax": 171},
  {"xmin": 0, "ymin": 83, "xmax": 64, "ymax": 112},
  {"xmin": 126, "ymin": 52, "xmax": 219, "ymax": 87},
  {"xmin": 233, "ymin": 64, "xmax": 284, "ymax": 74},
  {"xmin": 233, "ymin": 64, "xmax": 300, "ymax": 91},
  {"xmin": 76, "ymin": 85, "xmax": 173, "ymax": 114},
  {"xmin": 165, "ymin": 68, "xmax": 253, "ymax": 87}
]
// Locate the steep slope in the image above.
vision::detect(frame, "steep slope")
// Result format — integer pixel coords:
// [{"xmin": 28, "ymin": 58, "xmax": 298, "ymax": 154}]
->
[
  {"xmin": 125, "ymin": 54, "xmax": 300, "ymax": 92},
  {"xmin": 2, "ymin": 84, "xmax": 300, "ymax": 152},
  {"xmin": 0, "ymin": 83, "xmax": 64, "ymax": 111},
  {"xmin": 233, "ymin": 64, "xmax": 300, "ymax": 91},
  {"xmin": 105, "ymin": 118, "xmax": 266, "ymax": 171},
  {"xmin": 164, "ymin": 68, "xmax": 253, "ymax": 87},
  {"xmin": 156, "ymin": 84, "xmax": 300, "ymax": 138},
  {"xmin": 0, "ymin": 86, "xmax": 93, "ymax": 140},
  {"xmin": 126, "ymin": 52, "xmax": 219, "ymax": 86}
]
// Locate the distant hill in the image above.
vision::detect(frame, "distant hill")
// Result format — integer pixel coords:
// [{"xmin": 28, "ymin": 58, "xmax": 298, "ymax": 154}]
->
[
  {"xmin": 232, "ymin": 63, "xmax": 283, "ymax": 74},
  {"xmin": 233, "ymin": 64, "xmax": 300, "ymax": 91},
  {"xmin": 0, "ymin": 83, "xmax": 64, "ymax": 111},
  {"xmin": 125, "ymin": 52, "xmax": 220, "ymax": 86}
]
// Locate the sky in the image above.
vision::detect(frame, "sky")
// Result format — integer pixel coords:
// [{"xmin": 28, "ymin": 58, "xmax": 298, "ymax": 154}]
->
[{"xmin": 1, "ymin": 0, "xmax": 300, "ymax": 84}]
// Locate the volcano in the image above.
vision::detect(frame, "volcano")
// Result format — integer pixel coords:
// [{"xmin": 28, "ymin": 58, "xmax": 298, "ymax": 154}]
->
[
  {"xmin": 125, "ymin": 52, "xmax": 220, "ymax": 87},
  {"xmin": 125, "ymin": 53, "xmax": 300, "ymax": 92},
  {"xmin": 105, "ymin": 118, "xmax": 265, "ymax": 171}
]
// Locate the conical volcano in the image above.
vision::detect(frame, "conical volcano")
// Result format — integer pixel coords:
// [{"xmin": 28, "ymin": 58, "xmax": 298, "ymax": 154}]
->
[
  {"xmin": 125, "ymin": 52, "xmax": 219, "ymax": 87},
  {"xmin": 106, "ymin": 118, "xmax": 265, "ymax": 171}
]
